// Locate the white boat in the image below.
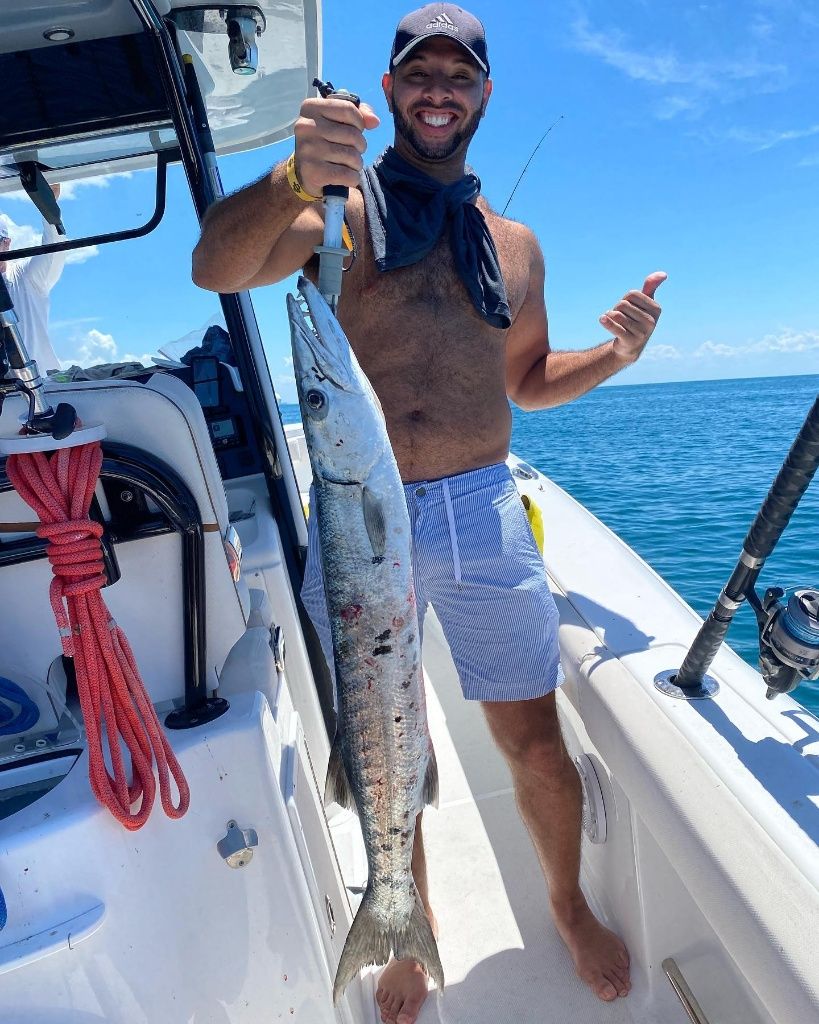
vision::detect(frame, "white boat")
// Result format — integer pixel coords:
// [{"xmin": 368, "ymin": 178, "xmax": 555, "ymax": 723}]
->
[{"xmin": 0, "ymin": 3, "xmax": 817, "ymax": 1023}]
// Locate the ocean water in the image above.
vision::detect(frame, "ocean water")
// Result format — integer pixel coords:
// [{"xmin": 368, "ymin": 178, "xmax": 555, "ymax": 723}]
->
[{"xmin": 280, "ymin": 374, "xmax": 819, "ymax": 715}]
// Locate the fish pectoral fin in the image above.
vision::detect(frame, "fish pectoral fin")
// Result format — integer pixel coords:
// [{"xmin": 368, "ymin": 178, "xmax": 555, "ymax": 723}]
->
[
  {"xmin": 362, "ymin": 486, "xmax": 387, "ymax": 559},
  {"xmin": 422, "ymin": 743, "xmax": 440, "ymax": 809},
  {"xmin": 324, "ymin": 733, "xmax": 355, "ymax": 811}
]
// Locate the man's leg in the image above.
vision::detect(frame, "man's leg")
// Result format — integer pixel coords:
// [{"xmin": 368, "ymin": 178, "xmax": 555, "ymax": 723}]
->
[
  {"xmin": 481, "ymin": 692, "xmax": 631, "ymax": 1002},
  {"xmin": 375, "ymin": 813, "xmax": 436, "ymax": 1024}
]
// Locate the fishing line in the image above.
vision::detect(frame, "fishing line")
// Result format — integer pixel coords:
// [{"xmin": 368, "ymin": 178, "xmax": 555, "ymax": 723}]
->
[{"xmin": 501, "ymin": 114, "xmax": 564, "ymax": 218}]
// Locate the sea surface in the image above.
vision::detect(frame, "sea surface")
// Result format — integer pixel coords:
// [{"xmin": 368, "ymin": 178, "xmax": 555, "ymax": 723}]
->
[{"xmin": 280, "ymin": 374, "xmax": 819, "ymax": 715}]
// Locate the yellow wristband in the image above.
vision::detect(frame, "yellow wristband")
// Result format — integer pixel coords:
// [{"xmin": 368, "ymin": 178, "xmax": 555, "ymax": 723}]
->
[
  {"xmin": 286, "ymin": 153, "xmax": 320, "ymax": 202},
  {"xmin": 342, "ymin": 222, "xmax": 353, "ymax": 253}
]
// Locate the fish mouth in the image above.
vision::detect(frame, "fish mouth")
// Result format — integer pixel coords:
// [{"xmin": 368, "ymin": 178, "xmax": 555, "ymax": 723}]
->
[{"xmin": 286, "ymin": 278, "xmax": 356, "ymax": 391}]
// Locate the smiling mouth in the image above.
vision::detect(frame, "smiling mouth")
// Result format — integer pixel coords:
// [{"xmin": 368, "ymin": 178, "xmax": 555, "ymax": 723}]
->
[{"xmin": 415, "ymin": 110, "xmax": 458, "ymax": 129}]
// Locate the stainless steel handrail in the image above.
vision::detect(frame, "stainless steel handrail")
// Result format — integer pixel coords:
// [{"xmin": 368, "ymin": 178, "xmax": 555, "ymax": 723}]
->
[{"xmin": 662, "ymin": 958, "xmax": 710, "ymax": 1024}]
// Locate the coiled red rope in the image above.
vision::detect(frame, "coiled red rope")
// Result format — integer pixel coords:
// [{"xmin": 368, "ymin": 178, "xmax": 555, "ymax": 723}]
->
[{"xmin": 6, "ymin": 439, "xmax": 190, "ymax": 830}]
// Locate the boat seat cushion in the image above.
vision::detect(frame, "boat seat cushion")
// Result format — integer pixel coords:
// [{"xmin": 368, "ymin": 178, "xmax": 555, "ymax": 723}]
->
[{"xmin": 0, "ymin": 373, "xmax": 247, "ymax": 705}]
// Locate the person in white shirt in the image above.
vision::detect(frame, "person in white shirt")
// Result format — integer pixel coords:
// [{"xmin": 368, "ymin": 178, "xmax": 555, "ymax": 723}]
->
[{"xmin": 0, "ymin": 184, "xmax": 66, "ymax": 373}]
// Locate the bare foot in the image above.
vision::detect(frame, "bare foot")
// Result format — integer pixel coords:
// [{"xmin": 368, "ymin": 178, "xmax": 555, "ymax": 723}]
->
[
  {"xmin": 375, "ymin": 909, "xmax": 438, "ymax": 1024},
  {"xmin": 552, "ymin": 895, "xmax": 631, "ymax": 1002},
  {"xmin": 376, "ymin": 958, "xmax": 430, "ymax": 1024}
]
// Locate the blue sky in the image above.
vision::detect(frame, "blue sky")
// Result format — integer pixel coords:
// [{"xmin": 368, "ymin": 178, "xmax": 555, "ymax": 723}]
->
[{"xmin": 1, "ymin": 0, "xmax": 818, "ymax": 402}]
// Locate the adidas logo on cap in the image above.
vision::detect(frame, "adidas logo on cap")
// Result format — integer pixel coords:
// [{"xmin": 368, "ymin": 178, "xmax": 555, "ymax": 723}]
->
[{"xmin": 425, "ymin": 13, "xmax": 458, "ymax": 32}]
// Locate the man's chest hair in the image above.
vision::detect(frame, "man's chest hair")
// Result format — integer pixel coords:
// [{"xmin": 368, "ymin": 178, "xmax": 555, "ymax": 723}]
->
[{"xmin": 345, "ymin": 195, "xmax": 530, "ymax": 320}]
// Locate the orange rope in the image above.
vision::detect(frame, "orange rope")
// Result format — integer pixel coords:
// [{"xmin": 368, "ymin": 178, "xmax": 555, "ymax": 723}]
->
[{"xmin": 6, "ymin": 440, "xmax": 190, "ymax": 830}]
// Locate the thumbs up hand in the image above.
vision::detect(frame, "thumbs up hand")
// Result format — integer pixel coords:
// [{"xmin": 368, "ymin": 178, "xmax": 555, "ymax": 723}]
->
[{"xmin": 600, "ymin": 271, "xmax": 668, "ymax": 364}]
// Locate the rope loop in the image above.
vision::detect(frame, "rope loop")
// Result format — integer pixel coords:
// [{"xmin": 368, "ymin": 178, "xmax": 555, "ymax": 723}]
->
[{"xmin": 6, "ymin": 440, "xmax": 190, "ymax": 829}]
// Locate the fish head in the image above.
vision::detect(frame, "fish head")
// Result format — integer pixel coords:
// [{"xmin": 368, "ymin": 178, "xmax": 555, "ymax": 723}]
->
[{"xmin": 287, "ymin": 277, "xmax": 388, "ymax": 484}]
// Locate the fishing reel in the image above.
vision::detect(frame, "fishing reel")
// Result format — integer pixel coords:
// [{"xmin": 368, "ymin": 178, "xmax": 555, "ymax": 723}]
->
[{"xmin": 754, "ymin": 585, "xmax": 819, "ymax": 699}]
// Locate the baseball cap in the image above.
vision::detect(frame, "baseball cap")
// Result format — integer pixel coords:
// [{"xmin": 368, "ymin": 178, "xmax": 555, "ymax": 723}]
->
[{"xmin": 390, "ymin": 4, "xmax": 490, "ymax": 75}]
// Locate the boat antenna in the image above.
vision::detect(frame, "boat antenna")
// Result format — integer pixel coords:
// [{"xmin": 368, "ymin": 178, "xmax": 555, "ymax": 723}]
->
[{"xmin": 501, "ymin": 115, "xmax": 564, "ymax": 218}]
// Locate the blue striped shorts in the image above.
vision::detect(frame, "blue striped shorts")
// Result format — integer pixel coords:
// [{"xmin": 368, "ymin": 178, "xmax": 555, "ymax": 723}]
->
[{"xmin": 301, "ymin": 462, "xmax": 562, "ymax": 702}]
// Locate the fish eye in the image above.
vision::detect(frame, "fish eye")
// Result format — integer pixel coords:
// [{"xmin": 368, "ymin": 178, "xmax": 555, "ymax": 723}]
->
[{"xmin": 303, "ymin": 387, "xmax": 329, "ymax": 419}]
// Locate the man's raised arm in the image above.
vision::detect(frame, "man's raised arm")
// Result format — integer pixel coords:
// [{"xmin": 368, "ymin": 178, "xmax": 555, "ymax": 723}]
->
[
  {"xmin": 506, "ymin": 228, "xmax": 666, "ymax": 410},
  {"xmin": 192, "ymin": 96, "xmax": 380, "ymax": 294}
]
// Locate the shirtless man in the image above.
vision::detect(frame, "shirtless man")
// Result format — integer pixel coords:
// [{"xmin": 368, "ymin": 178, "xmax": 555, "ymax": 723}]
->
[{"xmin": 193, "ymin": 6, "xmax": 665, "ymax": 1022}]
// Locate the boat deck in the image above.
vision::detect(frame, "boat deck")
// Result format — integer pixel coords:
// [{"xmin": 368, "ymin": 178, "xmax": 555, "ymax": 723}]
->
[{"xmin": 409, "ymin": 611, "xmax": 635, "ymax": 1024}]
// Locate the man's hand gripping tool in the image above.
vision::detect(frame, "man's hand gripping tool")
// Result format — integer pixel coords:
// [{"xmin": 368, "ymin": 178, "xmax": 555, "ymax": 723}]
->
[{"xmin": 312, "ymin": 78, "xmax": 360, "ymax": 312}]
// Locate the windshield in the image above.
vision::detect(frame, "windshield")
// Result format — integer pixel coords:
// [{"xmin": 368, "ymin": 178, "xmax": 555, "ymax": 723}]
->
[
  {"xmin": 0, "ymin": 162, "xmax": 228, "ymax": 375},
  {"xmin": 0, "ymin": 2, "xmax": 318, "ymax": 381}
]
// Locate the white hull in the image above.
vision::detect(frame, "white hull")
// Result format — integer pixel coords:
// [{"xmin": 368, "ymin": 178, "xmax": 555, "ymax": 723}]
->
[{"xmin": 0, "ymin": 3, "xmax": 816, "ymax": 1021}]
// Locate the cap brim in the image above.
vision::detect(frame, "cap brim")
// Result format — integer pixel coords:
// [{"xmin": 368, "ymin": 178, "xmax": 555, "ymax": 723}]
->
[{"xmin": 392, "ymin": 34, "xmax": 488, "ymax": 74}]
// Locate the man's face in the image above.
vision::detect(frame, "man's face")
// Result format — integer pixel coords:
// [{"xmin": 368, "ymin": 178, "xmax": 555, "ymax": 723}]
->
[{"xmin": 383, "ymin": 37, "xmax": 492, "ymax": 162}]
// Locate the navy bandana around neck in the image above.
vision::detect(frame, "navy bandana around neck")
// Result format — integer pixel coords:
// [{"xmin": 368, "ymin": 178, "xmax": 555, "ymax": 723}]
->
[{"xmin": 359, "ymin": 148, "xmax": 511, "ymax": 330}]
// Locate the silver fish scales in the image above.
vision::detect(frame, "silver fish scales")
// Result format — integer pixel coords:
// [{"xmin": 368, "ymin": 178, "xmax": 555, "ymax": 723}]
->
[{"xmin": 287, "ymin": 277, "xmax": 443, "ymax": 1002}]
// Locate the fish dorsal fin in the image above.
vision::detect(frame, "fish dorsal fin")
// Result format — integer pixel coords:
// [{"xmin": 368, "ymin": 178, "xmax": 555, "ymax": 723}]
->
[{"xmin": 362, "ymin": 486, "xmax": 387, "ymax": 559}]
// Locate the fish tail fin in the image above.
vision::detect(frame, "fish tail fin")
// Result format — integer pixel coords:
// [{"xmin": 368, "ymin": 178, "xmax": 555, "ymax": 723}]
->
[
  {"xmin": 332, "ymin": 887, "xmax": 391, "ymax": 1003},
  {"xmin": 332, "ymin": 887, "xmax": 445, "ymax": 1003},
  {"xmin": 324, "ymin": 732, "xmax": 355, "ymax": 810},
  {"xmin": 394, "ymin": 887, "xmax": 445, "ymax": 991},
  {"xmin": 422, "ymin": 742, "xmax": 439, "ymax": 808}
]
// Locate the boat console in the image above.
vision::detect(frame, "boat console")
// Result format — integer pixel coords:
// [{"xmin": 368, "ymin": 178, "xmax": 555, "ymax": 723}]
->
[{"xmin": 151, "ymin": 355, "xmax": 266, "ymax": 481}]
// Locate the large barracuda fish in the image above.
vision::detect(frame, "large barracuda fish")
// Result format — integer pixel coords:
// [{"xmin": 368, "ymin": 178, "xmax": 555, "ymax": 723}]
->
[{"xmin": 286, "ymin": 277, "xmax": 444, "ymax": 1002}]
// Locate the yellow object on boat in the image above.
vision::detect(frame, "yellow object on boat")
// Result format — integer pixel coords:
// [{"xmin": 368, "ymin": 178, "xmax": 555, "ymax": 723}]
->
[{"xmin": 521, "ymin": 494, "xmax": 544, "ymax": 553}]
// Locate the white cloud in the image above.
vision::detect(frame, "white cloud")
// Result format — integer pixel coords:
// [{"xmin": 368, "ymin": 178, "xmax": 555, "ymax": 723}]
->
[
  {"xmin": 63, "ymin": 328, "xmax": 118, "ymax": 369},
  {"xmin": 720, "ymin": 123, "xmax": 819, "ymax": 151},
  {"xmin": 570, "ymin": 13, "xmax": 787, "ymax": 120},
  {"xmin": 1, "ymin": 172, "xmax": 135, "ymax": 203},
  {"xmin": 693, "ymin": 329, "xmax": 819, "ymax": 359},
  {"xmin": 749, "ymin": 13, "xmax": 775, "ymax": 40},
  {"xmin": 1, "ymin": 169, "xmax": 136, "ymax": 265},
  {"xmin": 749, "ymin": 328, "xmax": 819, "ymax": 353},
  {"xmin": 58, "ymin": 172, "xmax": 135, "ymax": 199},
  {"xmin": 50, "ymin": 316, "xmax": 104, "ymax": 331},
  {"xmin": 694, "ymin": 340, "xmax": 739, "ymax": 358},
  {"xmin": 58, "ymin": 327, "xmax": 159, "ymax": 370},
  {"xmin": 0, "ymin": 216, "xmax": 40, "ymax": 249},
  {"xmin": 642, "ymin": 343, "xmax": 682, "ymax": 361},
  {"xmin": 0, "ymin": 213, "xmax": 98, "ymax": 264},
  {"xmin": 571, "ymin": 15, "xmax": 785, "ymax": 91},
  {"xmin": 64, "ymin": 245, "xmax": 99, "ymax": 265},
  {"xmin": 754, "ymin": 0, "xmax": 819, "ymax": 32},
  {"xmin": 655, "ymin": 95, "xmax": 701, "ymax": 121}
]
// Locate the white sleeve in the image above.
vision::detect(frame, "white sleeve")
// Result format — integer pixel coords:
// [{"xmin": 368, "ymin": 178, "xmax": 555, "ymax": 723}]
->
[{"xmin": 22, "ymin": 219, "xmax": 67, "ymax": 295}]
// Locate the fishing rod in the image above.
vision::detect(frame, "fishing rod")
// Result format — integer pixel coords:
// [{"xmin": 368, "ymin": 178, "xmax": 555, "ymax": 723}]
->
[
  {"xmin": 657, "ymin": 393, "xmax": 819, "ymax": 701},
  {"xmin": 313, "ymin": 78, "xmax": 360, "ymax": 312},
  {"xmin": 501, "ymin": 114, "xmax": 564, "ymax": 218}
]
